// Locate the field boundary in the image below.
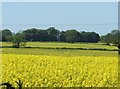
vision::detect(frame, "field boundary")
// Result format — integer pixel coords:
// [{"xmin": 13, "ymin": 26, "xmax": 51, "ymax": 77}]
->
[{"xmin": 1, "ymin": 46, "xmax": 118, "ymax": 51}]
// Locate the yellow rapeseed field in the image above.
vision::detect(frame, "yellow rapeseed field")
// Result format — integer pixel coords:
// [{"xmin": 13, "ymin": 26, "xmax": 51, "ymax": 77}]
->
[{"xmin": 2, "ymin": 54, "xmax": 118, "ymax": 87}]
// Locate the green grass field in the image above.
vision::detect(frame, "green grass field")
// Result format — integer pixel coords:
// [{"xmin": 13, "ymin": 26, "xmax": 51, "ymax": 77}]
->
[
  {"xmin": 1, "ymin": 42, "xmax": 118, "ymax": 57},
  {"xmin": 2, "ymin": 48, "xmax": 118, "ymax": 57},
  {"xmin": 2, "ymin": 42, "xmax": 118, "ymax": 50}
]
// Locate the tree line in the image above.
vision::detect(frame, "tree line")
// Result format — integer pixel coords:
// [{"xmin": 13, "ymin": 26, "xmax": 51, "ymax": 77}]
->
[
  {"xmin": 1, "ymin": 27, "xmax": 100, "ymax": 43},
  {"xmin": 101, "ymin": 30, "xmax": 120, "ymax": 45},
  {"xmin": 0, "ymin": 27, "xmax": 119, "ymax": 48}
]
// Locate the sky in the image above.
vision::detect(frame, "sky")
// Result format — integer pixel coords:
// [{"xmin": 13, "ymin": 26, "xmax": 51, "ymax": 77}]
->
[
  {"xmin": 1, "ymin": 1, "xmax": 118, "ymax": 35},
  {"xmin": 1, "ymin": 0, "xmax": 120, "ymax": 2}
]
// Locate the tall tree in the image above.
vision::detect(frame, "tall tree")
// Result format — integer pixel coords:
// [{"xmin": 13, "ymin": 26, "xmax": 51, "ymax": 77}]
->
[
  {"xmin": 65, "ymin": 30, "xmax": 80, "ymax": 43},
  {"xmin": 101, "ymin": 30, "xmax": 120, "ymax": 45},
  {"xmin": 2, "ymin": 29, "xmax": 12, "ymax": 42},
  {"xmin": 60, "ymin": 31, "xmax": 66, "ymax": 42},
  {"xmin": 111, "ymin": 30, "xmax": 120, "ymax": 44},
  {"xmin": 23, "ymin": 28, "xmax": 40, "ymax": 41},
  {"xmin": 47, "ymin": 27, "xmax": 60, "ymax": 41},
  {"xmin": 12, "ymin": 33, "xmax": 26, "ymax": 48}
]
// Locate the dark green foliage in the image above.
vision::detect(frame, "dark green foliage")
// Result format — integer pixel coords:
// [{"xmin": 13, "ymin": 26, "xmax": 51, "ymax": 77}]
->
[
  {"xmin": 59, "ymin": 31, "xmax": 66, "ymax": 42},
  {"xmin": 2, "ymin": 27, "xmax": 101, "ymax": 43},
  {"xmin": 23, "ymin": 27, "xmax": 60, "ymax": 41},
  {"xmin": 0, "ymin": 78, "xmax": 23, "ymax": 89},
  {"xmin": 65, "ymin": 30, "xmax": 80, "ymax": 43},
  {"xmin": 81, "ymin": 31, "xmax": 100, "ymax": 43},
  {"xmin": 118, "ymin": 43, "xmax": 120, "ymax": 55},
  {"xmin": 2, "ymin": 29, "xmax": 12, "ymax": 42},
  {"xmin": 12, "ymin": 33, "xmax": 26, "ymax": 48},
  {"xmin": 101, "ymin": 30, "xmax": 120, "ymax": 45},
  {"xmin": 0, "ymin": 82, "xmax": 15, "ymax": 89},
  {"xmin": 22, "ymin": 27, "xmax": 100, "ymax": 43},
  {"xmin": 15, "ymin": 78, "xmax": 23, "ymax": 89},
  {"xmin": 47, "ymin": 27, "xmax": 60, "ymax": 41}
]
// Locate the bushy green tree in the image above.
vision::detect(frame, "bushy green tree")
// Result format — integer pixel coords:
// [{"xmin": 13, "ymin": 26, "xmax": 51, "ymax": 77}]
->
[
  {"xmin": 2, "ymin": 29, "xmax": 12, "ymax": 42},
  {"xmin": 65, "ymin": 30, "xmax": 80, "ymax": 43},
  {"xmin": 12, "ymin": 33, "xmax": 26, "ymax": 48},
  {"xmin": 60, "ymin": 31, "xmax": 66, "ymax": 42},
  {"xmin": 101, "ymin": 30, "xmax": 120, "ymax": 45},
  {"xmin": 47, "ymin": 27, "xmax": 60, "ymax": 41},
  {"xmin": 6, "ymin": 35, "xmax": 13, "ymax": 42}
]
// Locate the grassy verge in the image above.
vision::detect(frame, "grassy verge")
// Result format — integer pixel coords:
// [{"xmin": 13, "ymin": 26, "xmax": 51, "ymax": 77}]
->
[
  {"xmin": 1, "ymin": 42, "xmax": 118, "ymax": 50},
  {"xmin": 2, "ymin": 48, "xmax": 118, "ymax": 57}
]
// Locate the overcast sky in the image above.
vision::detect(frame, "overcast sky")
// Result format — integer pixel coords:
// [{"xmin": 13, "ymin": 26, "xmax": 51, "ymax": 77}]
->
[{"xmin": 1, "ymin": 1, "xmax": 118, "ymax": 35}]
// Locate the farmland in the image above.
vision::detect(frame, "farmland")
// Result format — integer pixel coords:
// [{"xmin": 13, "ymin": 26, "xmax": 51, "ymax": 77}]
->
[
  {"xmin": 2, "ymin": 54, "xmax": 118, "ymax": 87},
  {"xmin": 1, "ymin": 1, "xmax": 119, "ymax": 88},
  {"xmin": 1, "ymin": 42, "xmax": 119, "ymax": 87},
  {"xmin": 1, "ymin": 42, "xmax": 118, "ymax": 57},
  {"xmin": 2, "ymin": 42, "xmax": 118, "ymax": 50}
]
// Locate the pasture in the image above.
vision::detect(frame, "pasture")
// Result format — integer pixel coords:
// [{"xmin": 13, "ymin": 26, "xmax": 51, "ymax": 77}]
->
[{"xmin": 2, "ymin": 42, "xmax": 118, "ymax": 50}]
